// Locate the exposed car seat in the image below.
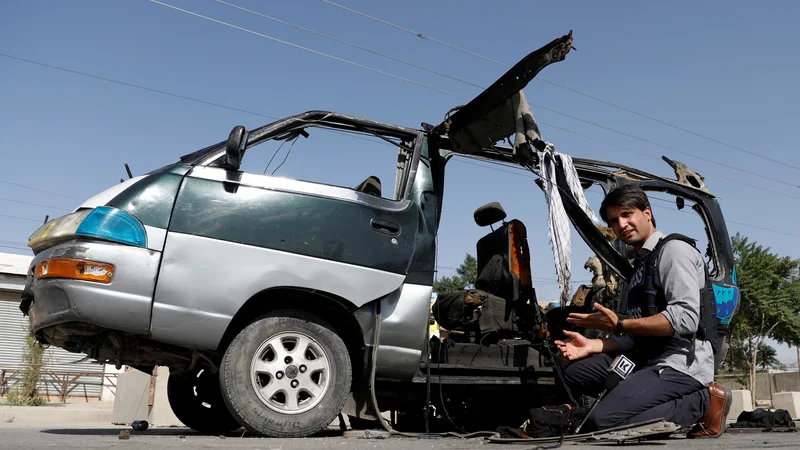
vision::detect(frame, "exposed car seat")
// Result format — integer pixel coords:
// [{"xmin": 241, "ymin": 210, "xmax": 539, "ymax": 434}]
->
[
  {"xmin": 473, "ymin": 201, "xmax": 533, "ymax": 309},
  {"xmin": 431, "ymin": 202, "xmax": 538, "ymax": 340},
  {"xmin": 354, "ymin": 175, "xmax": 382, "ymax": 197}
]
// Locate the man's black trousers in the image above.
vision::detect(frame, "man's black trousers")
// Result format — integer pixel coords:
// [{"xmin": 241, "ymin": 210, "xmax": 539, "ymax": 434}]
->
[{"xmin": 562, "ymin": 354, "xmax": 710, "ymax": 431}]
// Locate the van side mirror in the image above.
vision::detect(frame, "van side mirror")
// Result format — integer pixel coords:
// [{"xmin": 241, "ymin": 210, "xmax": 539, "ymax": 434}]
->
[{"xmin": 224, "ymin": 125, "xmax": 247, "ymax": 171}]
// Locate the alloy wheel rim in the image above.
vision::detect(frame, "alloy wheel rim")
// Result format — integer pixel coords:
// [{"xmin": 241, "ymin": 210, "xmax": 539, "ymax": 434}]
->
[{"xmin": 250, "ymin": 331, "xmax": 331, "ymax": 415}]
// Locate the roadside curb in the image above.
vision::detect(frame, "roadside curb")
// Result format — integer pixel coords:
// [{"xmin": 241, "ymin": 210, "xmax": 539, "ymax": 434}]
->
[{"xmin": 0, "ymin": 404, "xmax": 112, "ymax": 425}]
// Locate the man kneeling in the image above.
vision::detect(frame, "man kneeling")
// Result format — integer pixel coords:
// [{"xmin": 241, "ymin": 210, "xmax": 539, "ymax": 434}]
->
[{"xmin": 555, "ymin": 184, "xmax": 731, "ymax": 437}]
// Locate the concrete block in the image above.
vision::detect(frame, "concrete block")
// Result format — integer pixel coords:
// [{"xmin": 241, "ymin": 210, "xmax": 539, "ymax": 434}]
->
[
  {"xmin": 148, "ymin": 367, "xmax": 182, "ymax": 427},
  {"xmin": 111, "ymin": 369, "xmax": 151, "ymax": 425},
  {"xmin": 772, "ymin": 392, "xmax": 800, "ymax": 420},
  {"xmin": 755, "ymin": 399, "xmax": 773, "ymax": 408},
  {"xmin": 111, "ymin": 366, "xmax": 185, "ymax": 427},
  {"xmin": 101, "ymin": 364, "xmax": 125, "ymax": 402},
  {"xmin": 728, "ymin": 390, "xmax": 752, "ymax": 423}
]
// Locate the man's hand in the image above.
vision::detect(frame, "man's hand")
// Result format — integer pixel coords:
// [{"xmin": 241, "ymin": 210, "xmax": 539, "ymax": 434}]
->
[
  {"xmin": 554, "ymin": 330, "xmax": 599, "ymax": 360},
  {"xmin": 566, "ymin": 302, "xmax": 618, "ymax": 332}
]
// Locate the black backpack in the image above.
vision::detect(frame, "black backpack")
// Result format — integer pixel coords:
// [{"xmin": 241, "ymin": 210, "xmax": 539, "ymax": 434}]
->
[
  {"xmin": 524, "ymin": 404, "xmax": 587, "ymax": 438},
  {"xmin": 729, "ymin": 408, "xmax": 796, "ymax": 431}
]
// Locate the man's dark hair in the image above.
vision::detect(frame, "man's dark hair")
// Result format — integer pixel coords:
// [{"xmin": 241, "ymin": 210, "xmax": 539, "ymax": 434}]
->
[{"xmin": 599, "ymin": 183, "xmax": 656, "ymax": 228}]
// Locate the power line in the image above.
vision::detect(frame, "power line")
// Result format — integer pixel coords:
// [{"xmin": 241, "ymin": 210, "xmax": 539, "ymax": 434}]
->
[
  {"xmin": 234, "ymin": 0, "xmax": 800, "ymax": 189},
  {"xmin": 1, "ymin": 3, "xmax": 794, "ymax": 249},
  {"xmin": 725, "ymin": 220, "xmax": 800, "ymax": 239},
  {"xmin": 452, "ymin": 158, "xmax": 535, "ymax": 179},
  {"xmin": 539, "ymin": 123, "xmax": 800, "ymax": 201},
  {"xmin": 152, "ymin": 1, "xmax": 797, "ymax": 190},
  {"xmin": 0, "ymin": 240, "xmax": 29, "ymax": 249},
  {"xmin": 216, "ymin": 0, "xmax": 484, "ymax": 90},
  {"xmin": 0, "ymin": 242, "xmax": 28, "ymax": 250},
  {"xmin": 319, "ymin": 127, "xmax": 397, "ymax": 146},
  {"xmin": 0, "ymin": 180, "xmax": 83, "ymax": 201},
  {"xmin": 533, "ymin": 104, "xmax": 798, "ymax": 188},
  {"xmin": 149, "ymin": 0, "xmax": 468, "ymax": 100},
  {"xmin": 0, "ymin": 49, "xmax": 402, "ymax": 155},
  {"xmin": 222, "ymin": 0, "xmax": 791, "ymax": 193},
  {"xmin": 0, "ymin": 196, "xmax": 71, "ymax": 211},
  {"xmin": 0, "ymin": 244, "xmax": 31, "ymax": 253},
  {"xmin": 534, "ymin": 78, "xmax": 800, "ymax": 172},
  {"xmin": 4, "ymin": 12, "xmax": 791, "ymax": 200},
  {"xmin": 0, "ymin": 214, "xmax": 45, "ymax": 224},
  {"xmin": 455, "ymin": 158, "xmax": 800, "ymax": 241},
  {"xmin": 541, "ymin": 122, "xmax": 659, "ymax": 161},
  {"xmin": 1, "ymin": 50, "xmax": 528, "ymax": 194},
  {"xmin": 456, "ymin": 129, "xmax": 800, "ymax": 203},
  {"xmin": 4, "ymin": 44, "xmax": 795, "ymax": 241},
  {"xmin": 456, "ymin": 159, "xmax": 798, "ymax": 242},
  {"xmin": 0, "ymin": 53, "xmax": 280, "ymax": 120},
  {"xmin": 647, "ymin": 193, "xmax": 800, "ymax": 238},
  {"xmin": 320, "ymin": 0, "xmax": 800, "ymax": 173}
]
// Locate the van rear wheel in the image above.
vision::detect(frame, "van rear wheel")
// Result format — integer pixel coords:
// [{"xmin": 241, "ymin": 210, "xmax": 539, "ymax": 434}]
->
[
  {"xmin": 219, "ymin": 311, "xmax": 352, "ymax": 438},
  {"xmin": 166, "ymin": 368, "xmax": 242, "ymax": 434}
]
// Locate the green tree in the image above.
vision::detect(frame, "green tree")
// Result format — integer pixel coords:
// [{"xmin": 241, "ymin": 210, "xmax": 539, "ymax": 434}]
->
[
  {"xmin": 756, "ymin": 344, "xmax": 781, "ymax": 371},
  {"xmin": 456, "ymin": 254, "xmax": 478, "ymax": 288},
  {"xmin": 433, "ymin": 254, "xmax": 477, "ymax": 293},
  {"xmin": 730, "ymin": 233, "xmax": 800, "ymax": 400},
  {"xmin": 723, "ymin": 341, "xmax": 782, "ymax": 373}
]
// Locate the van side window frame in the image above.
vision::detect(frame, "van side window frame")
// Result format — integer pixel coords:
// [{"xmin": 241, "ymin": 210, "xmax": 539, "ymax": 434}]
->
[{"xmin": 190, "ymin": 128, "xmax": 425, "ymax": 211}]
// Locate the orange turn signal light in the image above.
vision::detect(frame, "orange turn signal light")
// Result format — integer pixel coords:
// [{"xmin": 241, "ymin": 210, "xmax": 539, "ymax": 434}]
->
[{"xmin": 36, "ymin": 258, "xmax": 115, "ymax": 284}]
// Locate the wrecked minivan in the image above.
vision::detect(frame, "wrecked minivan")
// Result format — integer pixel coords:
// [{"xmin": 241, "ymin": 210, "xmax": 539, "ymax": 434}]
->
[{"xmin": 19, "ymin": 32, "xmax": 739, "ymax": 437}]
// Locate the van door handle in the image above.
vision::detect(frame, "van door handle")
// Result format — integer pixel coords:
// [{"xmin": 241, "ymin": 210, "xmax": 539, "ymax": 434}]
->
[{"xmin": 371, "ymin": 219, "xmax": 400, "ymax": 236}]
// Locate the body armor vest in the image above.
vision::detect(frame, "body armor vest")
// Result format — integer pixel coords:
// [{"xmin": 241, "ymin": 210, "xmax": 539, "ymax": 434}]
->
[{"xmin": 624, "ymin": 233, "xmax": 719, "ymax": 364}]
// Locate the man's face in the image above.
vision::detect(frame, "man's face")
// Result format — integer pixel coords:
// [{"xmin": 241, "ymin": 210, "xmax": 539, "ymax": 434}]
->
[{"xmin": 605, "ymin": 205, "xmax": 654, "ymax": 249}]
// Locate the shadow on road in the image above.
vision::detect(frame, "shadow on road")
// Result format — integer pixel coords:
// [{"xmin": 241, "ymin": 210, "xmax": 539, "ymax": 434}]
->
[
  {"xmin": 38, "ymin": 427, "xmax": 346, "ymax": 438},
  {"xmin": 41, "ymin": 428, "xmax": 203, "ymax": 437},
  {"xmin": 589, "ymin": 442, "xmax": 668, "ymax": 447}
]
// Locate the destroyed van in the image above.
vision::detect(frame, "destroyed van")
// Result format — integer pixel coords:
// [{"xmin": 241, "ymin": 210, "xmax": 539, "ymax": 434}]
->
[{"xmin": 19, "ymin": 32, "xmax": 739, "ymax": 437}]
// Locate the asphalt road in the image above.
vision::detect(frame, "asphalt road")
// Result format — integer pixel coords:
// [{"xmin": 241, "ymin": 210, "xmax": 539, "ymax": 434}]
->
[{"xmin": 0, "ymin": 424, "xmax": 796, "ymax": 449}]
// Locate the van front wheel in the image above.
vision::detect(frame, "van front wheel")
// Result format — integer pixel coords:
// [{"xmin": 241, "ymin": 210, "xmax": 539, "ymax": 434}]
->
[{"xmin": 219, "ymin": 311, "xmax": 352, "ymax": 438}]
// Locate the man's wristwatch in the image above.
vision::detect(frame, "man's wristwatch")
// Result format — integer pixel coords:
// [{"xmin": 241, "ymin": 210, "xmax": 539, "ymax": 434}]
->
[{"xmin": 615, "ymin": 317, "xmax": 625, "ymax": 336}]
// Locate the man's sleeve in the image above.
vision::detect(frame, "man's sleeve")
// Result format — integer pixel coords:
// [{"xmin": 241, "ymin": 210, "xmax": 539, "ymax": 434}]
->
[
  {"xmin": 610, "ymin": 334, "xmax": 635, "ymax": 352},
  {"xmin": 657, "ymin": 241, "xmax": 704, "ymax": 336}
]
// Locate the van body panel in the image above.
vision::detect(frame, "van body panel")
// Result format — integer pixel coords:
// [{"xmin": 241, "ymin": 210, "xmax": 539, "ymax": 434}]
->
[{"xmin": 150, "ymin": 232, "xmax": 407, "ymax": 349}]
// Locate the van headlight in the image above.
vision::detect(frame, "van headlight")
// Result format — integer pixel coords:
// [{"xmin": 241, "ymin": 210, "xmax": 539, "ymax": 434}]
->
[
  {"xmin": 28, "ymin": 210, "xmax": 92, "ymax": 250},
  {"xmin": 75, "ymin": 206, "xmax": 147, "ymax": 247},
  {"xmin": 28, "ymin": 206, "xmax": 147, "ymax": 250}
]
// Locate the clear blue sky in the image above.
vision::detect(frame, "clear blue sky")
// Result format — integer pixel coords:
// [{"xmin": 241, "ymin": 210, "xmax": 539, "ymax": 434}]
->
[{"xmin": 2, "ymin": 1, "xmax": 799, "ymax": 363}]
